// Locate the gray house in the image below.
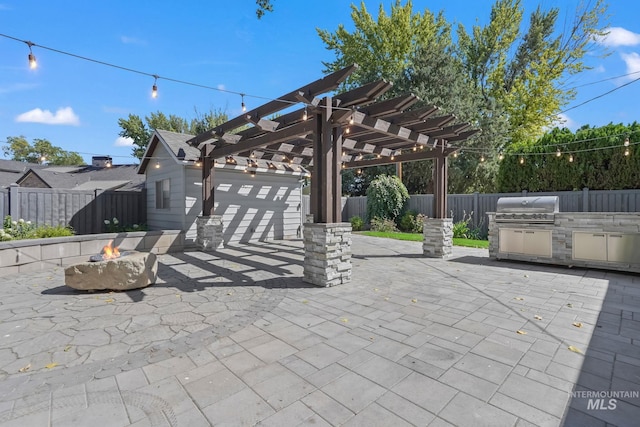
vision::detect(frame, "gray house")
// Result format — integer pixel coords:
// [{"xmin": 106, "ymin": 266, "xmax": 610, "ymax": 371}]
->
[{"xmin": 138, "ymin": 129, "xmax": 307, "ymax": 247}]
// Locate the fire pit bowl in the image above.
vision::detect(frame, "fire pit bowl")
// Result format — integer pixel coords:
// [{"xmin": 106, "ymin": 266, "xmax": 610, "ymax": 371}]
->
[{"xmin": 64, "ymin": 250, "xmax": 158, "ymax": 291}]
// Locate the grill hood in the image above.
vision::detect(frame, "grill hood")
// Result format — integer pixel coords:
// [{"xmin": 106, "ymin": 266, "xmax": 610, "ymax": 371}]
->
[{"xmin": 496, "ymin": 196, "xmax": 559, "ymax": 213}]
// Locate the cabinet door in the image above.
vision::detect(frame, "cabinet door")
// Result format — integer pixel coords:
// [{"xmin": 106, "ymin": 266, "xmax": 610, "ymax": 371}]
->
[
  {"xmin": 573, "ymin": 232, "xmax": 607, "ymax": 261},
  {"xmin": 607, "ymin": 234, "xmax": 640, "ymax": 263},
  {"xmin": 524, "ymin": 230, "xmax": 552, "ymax": 257},
  {"xmin": 499, "ymin": 229, "xmax": 524, "ymax": 254}
]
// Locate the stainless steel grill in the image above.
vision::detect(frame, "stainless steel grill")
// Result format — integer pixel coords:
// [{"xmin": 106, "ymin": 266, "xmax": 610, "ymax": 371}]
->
[{"xmin": 494, "ymin": 196, "xmax": 559, "ymax": 223}]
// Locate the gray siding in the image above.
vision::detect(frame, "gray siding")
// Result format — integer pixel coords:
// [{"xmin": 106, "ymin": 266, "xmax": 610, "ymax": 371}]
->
[
  {"xmin": 184, "ymin": 166, "xmax": 303, "ymax": 245},
  {"xmin": 145, "ymin": 143, "xmax": 187, "ymax": 232}
]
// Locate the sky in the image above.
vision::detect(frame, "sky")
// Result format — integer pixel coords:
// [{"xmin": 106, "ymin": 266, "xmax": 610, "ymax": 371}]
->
[{"xmin": 1, "ymin": 0, "xmax": 639, "ymax": 165}]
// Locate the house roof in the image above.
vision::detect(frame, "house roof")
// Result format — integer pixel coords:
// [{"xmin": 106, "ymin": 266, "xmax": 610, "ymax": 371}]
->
[
  {"xmin": 138, "ymin": 129, "xmax": 309, "ymax": 176},
  {"xmin": 0, "ymin": 159, "xmax": 48, "ymax": 188},
  {"xmin": 15, "ymin": 164, "xmax": 145, "ymax": 191}
]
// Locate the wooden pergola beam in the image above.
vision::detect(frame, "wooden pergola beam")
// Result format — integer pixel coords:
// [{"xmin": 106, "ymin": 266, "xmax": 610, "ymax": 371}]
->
[
  {"xmin": 351, "ymin": 111, "xmax": 430, "ymax": 145},
  {"xmin": 209, "ymin": 120, "xmax": 316, "ymax": 159},
  {"xmin": 342, "ymin": 147, "xmax": 457, "ymax": 169},
  {"xmin": 187, "ymin": 64, "xmax": 358, "ymax": 146}
]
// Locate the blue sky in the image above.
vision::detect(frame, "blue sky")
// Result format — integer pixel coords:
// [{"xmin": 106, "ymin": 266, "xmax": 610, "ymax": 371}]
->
[{"xmin": 1, "ymin": 0, "xmax": 639, "ymax": 165}]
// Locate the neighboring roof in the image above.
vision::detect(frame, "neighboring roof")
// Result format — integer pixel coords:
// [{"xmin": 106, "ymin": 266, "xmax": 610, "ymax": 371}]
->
[
  {"xmin": 138, "ymin": 129, "xmax": 309, "ymax": 176},
  {"xmin": 0, "ymin": 159, "xmax": 47, "ymax": 188},
  {"xmin": 15, "ymin": 164, "xmax": 145, "ymax": 191}
]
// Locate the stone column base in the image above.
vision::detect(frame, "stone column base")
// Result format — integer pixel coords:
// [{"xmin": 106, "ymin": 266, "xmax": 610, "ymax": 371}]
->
[
  {"xmin": 423, "ymin": 218, "xmax": 453, "ymax": 258},
  {"xmin": 303, "ymin": 223, "xmax": 352, "ymax": 287},
  {"xmin": 196, "ymin": 215, "xmax": 223, "ymax": 251}
]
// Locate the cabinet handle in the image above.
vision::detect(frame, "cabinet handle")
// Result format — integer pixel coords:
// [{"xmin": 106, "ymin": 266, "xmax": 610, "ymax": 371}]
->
[
  {"xmin": 525, "ymin": 231, "xmax": 535, "ymax": 234},
  {"xmin": 593, "ymin": 234, "xmax": 605, "ymax": 237},
  {"xmin": 609, "ymin": 234, "xmax": 622, "ymax": 238}
]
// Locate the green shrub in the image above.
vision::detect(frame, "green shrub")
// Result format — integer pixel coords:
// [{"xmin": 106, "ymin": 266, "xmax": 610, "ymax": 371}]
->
[
  {"xmin": 398, "ymin": 211, "xmax": 428, "ymax": 233},
  {"xmin": 1, "ymin": 215, "xmax": 75, "ymax": 241},
  {"xmin": 370, "ymin": 217, "xmax": 398, "ymax": 233},
  {"xmin": 32, "ymin": 224, "xmax": 75, "ymax": 238},
  {"xmin": 3, "ymin": 216, "xmax": 36, "ymax": 240},
  {"xmin": 366, "ymin": 175, "xmax": 409, "ymax": 222},
  {"xmin": 452, "ymin": 211, "xmax": 472, "ymax": 238},
  {"xmin": 104, "ymin": 217, "xmax": 148, "ymax": 232},
  {"xmin": 349, "ymin": 216, "xmax": 364, "ymax": 231}
]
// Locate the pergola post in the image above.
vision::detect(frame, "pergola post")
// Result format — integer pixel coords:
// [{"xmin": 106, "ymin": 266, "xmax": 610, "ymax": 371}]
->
[
  {"xmin": 304, "ymin": 96, "xmax": 352, "ymax": 287},
  {"xmin": 424, "ymin": 141, "xmax": 453, "ymax": 258},
  {"xmin": 196, "ymin": 144, "xmax": 223, "ymax": 251}
]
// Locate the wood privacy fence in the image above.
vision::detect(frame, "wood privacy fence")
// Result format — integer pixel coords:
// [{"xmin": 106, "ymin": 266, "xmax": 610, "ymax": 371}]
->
[
  {"xmin": 303, "ymin": 188, "xmax": 640, "ymax": 237},
  {"xmin": 0, "ymin": 185, "xmax": 146, "ymax": 235}
]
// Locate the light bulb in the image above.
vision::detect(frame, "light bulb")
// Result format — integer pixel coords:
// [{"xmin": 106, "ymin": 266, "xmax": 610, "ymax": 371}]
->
[
  {"xmin": 480, "ymin": 155, "xmax": 485, "ymax": 162},
  {"xmin": 453, "ymin": 152, "xmax": 458, "ymax": 158},
  {"xmin": 569, "ymin": 154, "xmax": 574, "ymax": 162},
  {"xmin": 28, "ymin": 52, "xmax": 37, "ymax": 69},
  {"xmin": 155, "ymin": 161, "xmax": 160, "ymax": 169},
  {"xmin": 302, "ymin": 108, "xmax": 308, "ymax": 121},
  {"xmin": 152, "ymin": 84, "xmax": 158, "ymax": 98},
  {"xmin": 556, "ymin": 149, "xmax": 561, "ymax": 157},
  {"xmin": 624, "ymin": 148, "xmax": 630, "ymax": 156},
  {"xmin": 624, "ymin": 137, "xmax": 630, "ymax": 147},
  {"xmin": 519, "ymin": 157, "xmax": 524, "ymax": 165},
  {"xmin": 498, "ymin": 153, "xmax": 504, "ymax": 161}
]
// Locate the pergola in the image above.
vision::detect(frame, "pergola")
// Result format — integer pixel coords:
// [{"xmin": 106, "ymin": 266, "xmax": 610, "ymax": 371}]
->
[{"xmin": 188, "ymin": 64, "xmax": 480, "ymax": 286}]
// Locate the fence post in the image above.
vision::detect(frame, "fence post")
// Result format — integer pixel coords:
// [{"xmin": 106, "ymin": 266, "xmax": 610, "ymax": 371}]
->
[
  {"xmin": 94, "ymin": 188, "xmax": 103, "ymax": 234},
  {"xmin": 582, "ymin": 187, "xmax": 589, "ymax": 212},
  {"xmin": 473, "ymin": 192, "xmax": 479, "ymax": 227},
  {"xmin": 9, "ymin": 184, "xmax": 20, "ymax": 220},
  {"xmin": 522, "ymin": 189, "xmax": 528, "ymax": 196}
]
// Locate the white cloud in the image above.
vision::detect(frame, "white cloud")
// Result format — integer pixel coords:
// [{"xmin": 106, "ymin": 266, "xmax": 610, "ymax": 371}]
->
[
  {"xmin": 114, "ymin": 136, "xmax": 134, "ymax": 147},
  {"xmin": 621, "ymin": 52, "xmax": 640, "ymax": 75},
  {"xmin": 597, "ymin": 27, "xmax": 640, "ymax": 47},
  {"xmin": 15, "ymin": 107, "xmax": 80, "ymax": 125},
  {"xmin": 120, "ymin": 36, "xmax": 147, "ymax": 46}
]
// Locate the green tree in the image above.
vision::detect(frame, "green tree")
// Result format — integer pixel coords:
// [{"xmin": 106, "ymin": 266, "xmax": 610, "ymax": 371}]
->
[
  {"xmin": 319, "ymin": 0, "xmax": 608, "ymax": 194},
  {"xmin": 366, "ymin": 174, "xmax": 409, "ymax": 222},
  {"xmin": 256, "ymin": 0, "xmax": 274, "ymax": 19},
  {"xmin": 118, "ymin": 109, "xmax": 228, "ymax": 160},
  {"xmin": 457, "ymin": 0, "xmax": 608, "ymax": 143},
  {"xmin": 318, "ymin": 0, "xmax": 449, "ymax": 91},
  {"xmin": 2, "ymin": 136, "xmax": 84, "ymax": 165}
]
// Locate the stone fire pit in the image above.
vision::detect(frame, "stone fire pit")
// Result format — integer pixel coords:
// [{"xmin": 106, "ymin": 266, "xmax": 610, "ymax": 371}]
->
[{"xmin": 64, "ymin": 250, "xmax": 158, "ymax": 291}]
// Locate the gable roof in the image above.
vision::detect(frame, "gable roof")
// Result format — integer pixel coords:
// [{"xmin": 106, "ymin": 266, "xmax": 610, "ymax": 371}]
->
[
  {"xmin": 16, "ymin": 165, "xmax": 145, "ymax": 191},
  {"xmin": 0, "ymin": 159, "xmax": 47, "ymax": 188}
]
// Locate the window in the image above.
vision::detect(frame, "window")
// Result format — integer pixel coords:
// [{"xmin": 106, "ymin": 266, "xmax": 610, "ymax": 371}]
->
[{"xmin": 155, "ymin": 179, "xmax": 170, "ymax": 209}]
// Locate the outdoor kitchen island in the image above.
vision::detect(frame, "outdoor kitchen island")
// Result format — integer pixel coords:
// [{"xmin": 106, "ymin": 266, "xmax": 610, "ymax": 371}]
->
[{"xmin": 488, "ymin": 196, "xmax": 640, "ymax": 274}]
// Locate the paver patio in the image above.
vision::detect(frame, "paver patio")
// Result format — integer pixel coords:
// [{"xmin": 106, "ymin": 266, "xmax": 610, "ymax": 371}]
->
[{"xmin": 0, "ymin": 235, "xmax": 638, "ymax": 426}]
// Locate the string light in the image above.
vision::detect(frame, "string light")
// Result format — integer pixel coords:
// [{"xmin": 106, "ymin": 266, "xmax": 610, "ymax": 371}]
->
[
  {"xmin": 569, "ymin": 154, "xmax": 574, "ymax": 162},
  {"xmin": 349, "ymin": 115, "xmax": 354, "ymax": 125},
  {"xmin": 624, "ymin": 148, "xmax": 630, "ymax": 156},
  {"xmin": 26, "ymin": 41, "xmax": 37, "ymax": 69},
  {"xmin": 155, "ymin": 161, "xmax": 160, "ymax": 168},
  {"xmin": 241, "ymin": 94, "xmax": 246, "ymax": 112},
  {"xmin": 151, "ymin": 75, "xmax": 158, "ymax": 98},
  {"xmin": 556, "ymin": 149, "xmax": 562, "ymax": 157},
  {"xmin": 453, "ymin": 152, "xmax": 458, "ymax": 158},
  {"xmin": 519, "ymin": 157, "xmax": 525, "ymax": 165},
  {"xmin": 624, "ymin": 137, "xmax": 630, "ymax": 147},
  {"xmin": 480, "ymin": 155, "xmax": 485, "ymax": 162},
  {"xmin": 302, "ymin": 106, "xmax": 308, "ymax": 121},
  {"xmin": 498, "ymin": 152, "xmax": 504, "ymax": 161},
  {"xmin": 345, "ymin": 127, "xmax": 350, "ymax": 134},
  {"xmin": 412, "ymin": 145, "xmax": 417, "ymax": 152}
]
